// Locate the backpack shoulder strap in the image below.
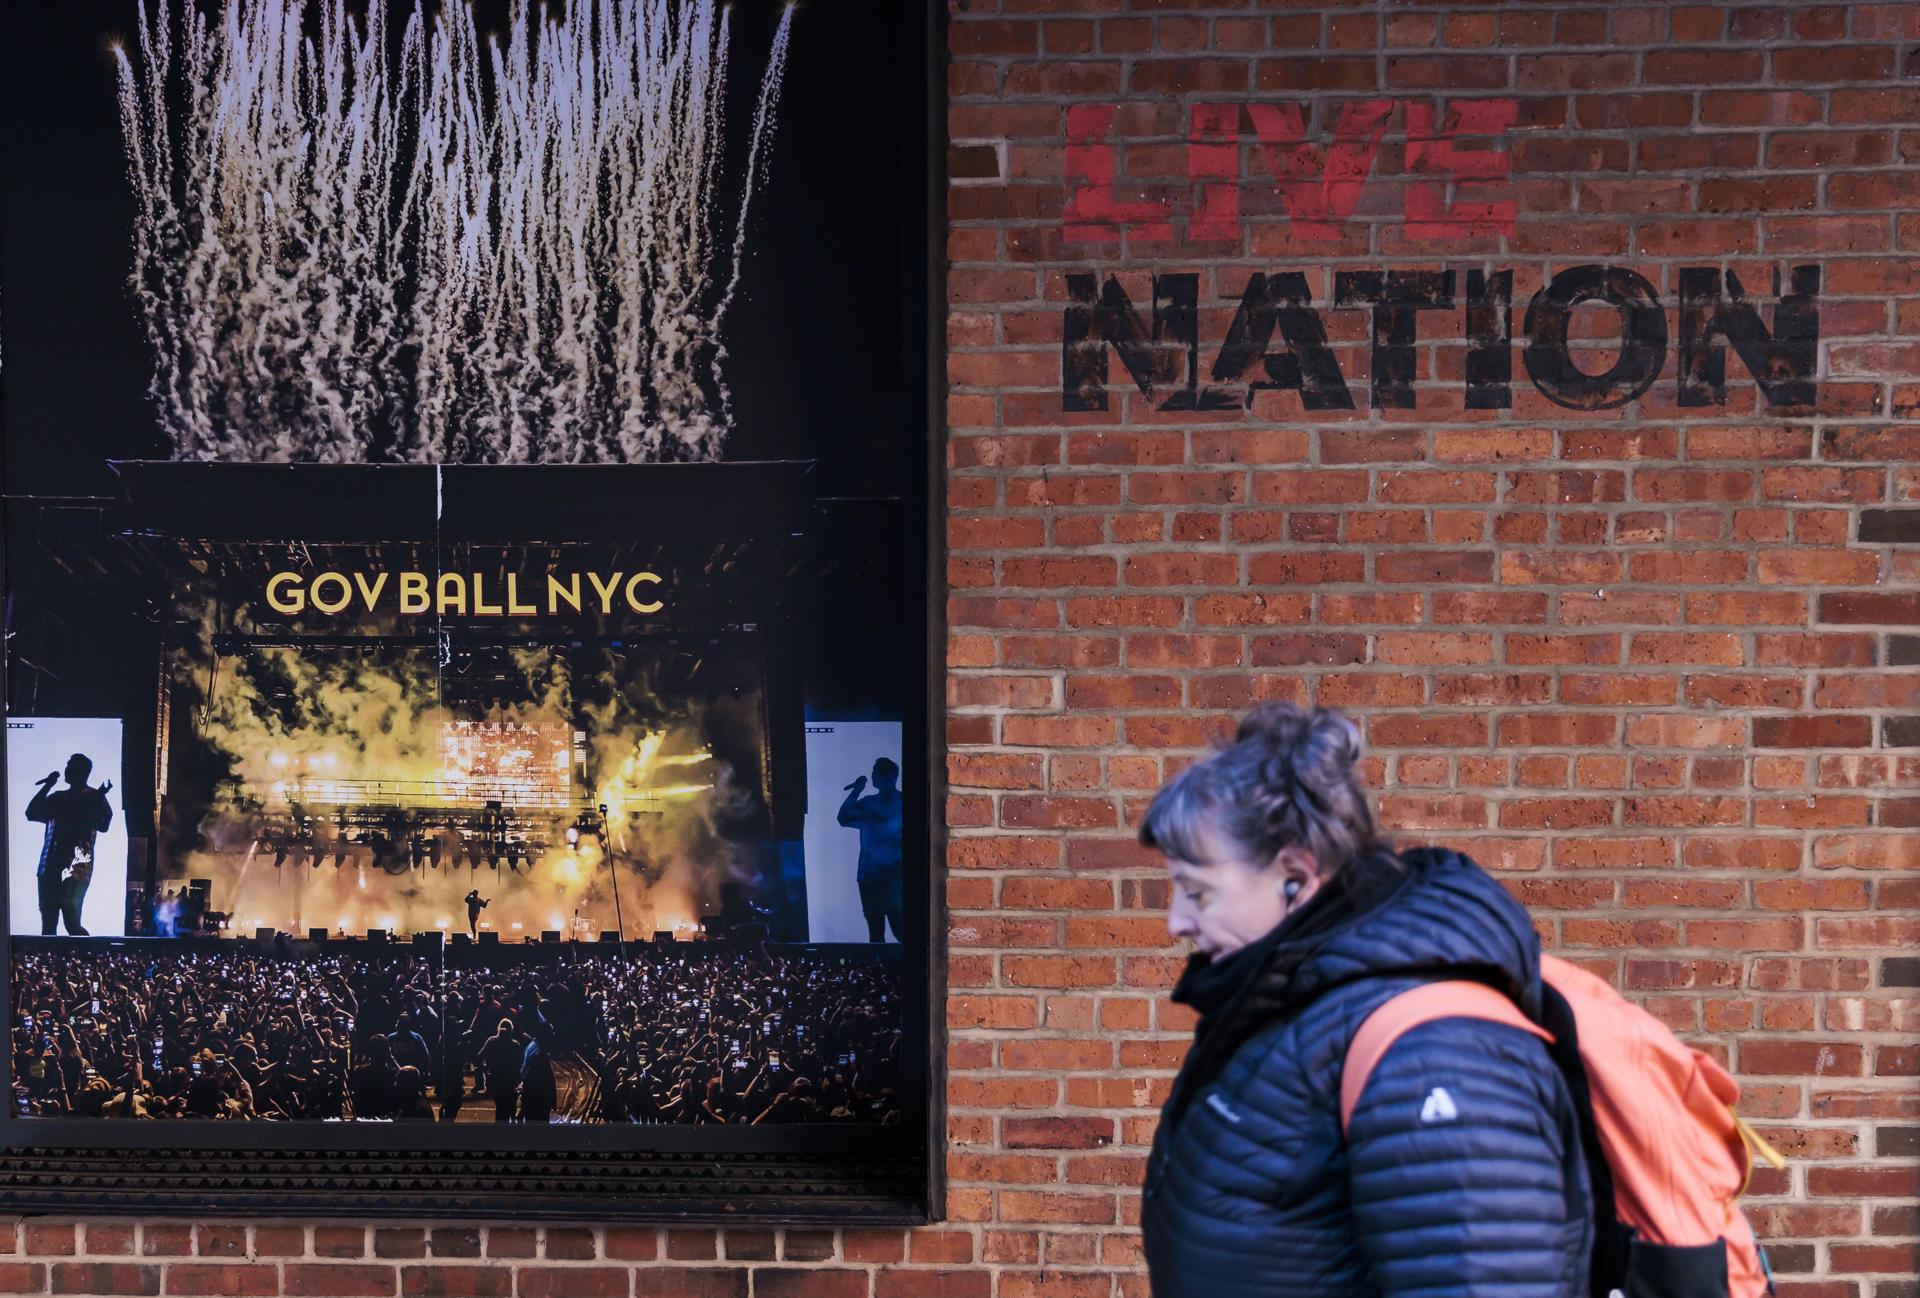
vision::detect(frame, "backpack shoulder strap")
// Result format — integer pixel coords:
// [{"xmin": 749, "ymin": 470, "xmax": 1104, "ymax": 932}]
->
[{"xmin": 1340, "ymin": 980, "xmax": 1553, "ymax": 1133}]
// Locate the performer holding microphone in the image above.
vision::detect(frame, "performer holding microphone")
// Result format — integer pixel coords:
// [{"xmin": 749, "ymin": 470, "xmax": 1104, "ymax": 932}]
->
[
  {"xmin": 24, "ymin": 754, "xmax": 114, "ymax": 936},
  {"xmin": 836, "ymin": 758, "xmax": 904, "ymax": 943},
  {"xmin": 465, "ymin": 889, "xmax": 489, "ymax": 938}
]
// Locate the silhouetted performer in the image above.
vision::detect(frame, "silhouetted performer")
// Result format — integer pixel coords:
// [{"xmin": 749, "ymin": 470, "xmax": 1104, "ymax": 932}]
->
[
  {"xmin": 25, "ymin": 755, "xmax": 113, "ymax": 936},
  {"xmin": 837, "ymin": 758, "xmax": 904, "ymax": 943},
  {"xmin": 465, "ymin": 890, "xmax": 489, "ymax": 937}
]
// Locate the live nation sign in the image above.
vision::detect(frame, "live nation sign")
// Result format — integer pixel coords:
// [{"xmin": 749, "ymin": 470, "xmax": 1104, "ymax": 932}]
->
[
  {"xmin": 1061, "ymin": 264, "xmax": 1822, "ymax": 414},
  {"xmin": 1056, "ymin": 98, "xmax": 1820, "ymax": 415}
]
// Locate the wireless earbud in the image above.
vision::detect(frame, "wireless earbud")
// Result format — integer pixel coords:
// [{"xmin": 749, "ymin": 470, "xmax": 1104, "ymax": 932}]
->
[{"xmin": 1283, "ymin": 879, "xmax": 1301, "ymax": 903}]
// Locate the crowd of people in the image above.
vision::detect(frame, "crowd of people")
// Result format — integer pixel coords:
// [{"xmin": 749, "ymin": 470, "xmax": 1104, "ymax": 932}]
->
[{"xmin": 10, "ymin": 944, "xmax": 906, "ymax": 1124}]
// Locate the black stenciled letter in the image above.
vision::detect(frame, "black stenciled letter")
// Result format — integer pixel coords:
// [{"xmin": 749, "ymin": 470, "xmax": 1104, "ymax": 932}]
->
[
  {"xmin": 1522, "ymin": 265, "xmax": 1667, "ymax": 411},
  {"xmin": 1206, "ymin": 272, "xmax": 1354, "ymax": 411},
  {"xmin": 1465, "ymin": 269, "xmax": 1512, "ymax": 410},
  {"xmin": 1677, "ymin": 265, "xmax": 1820, "ymax": 408},
  {"xmin": 1333, "ymin": 270, "xmax": 1456, "ymax": 410},
  {"xmin": 1062, "ymin": 273, "xmax": 1199, "ymax": 411}
]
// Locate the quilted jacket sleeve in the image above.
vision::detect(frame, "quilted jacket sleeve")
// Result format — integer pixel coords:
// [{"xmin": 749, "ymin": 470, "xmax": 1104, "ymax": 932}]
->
[{"xmin": 1346, "ymin": 1017, "xmax": 1590, "ymax": 1298}]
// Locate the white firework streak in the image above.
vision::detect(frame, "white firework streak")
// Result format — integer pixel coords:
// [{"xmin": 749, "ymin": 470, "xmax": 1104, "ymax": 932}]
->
[{"xmin": 114, "ymin": 0, "xmax": 792, "ymax": 464}]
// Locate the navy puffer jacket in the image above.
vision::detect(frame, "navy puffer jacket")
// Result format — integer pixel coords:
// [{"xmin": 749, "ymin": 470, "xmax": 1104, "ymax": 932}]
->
[{"xmin": 1142, "ymin": 847, "xmax": 1591, "ymax": 1298}]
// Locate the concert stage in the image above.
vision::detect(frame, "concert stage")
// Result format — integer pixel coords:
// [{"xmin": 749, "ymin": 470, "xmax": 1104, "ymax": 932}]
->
[{"xmin": 6, "ymin": 460, "xmax": 910, "ymax": 948}]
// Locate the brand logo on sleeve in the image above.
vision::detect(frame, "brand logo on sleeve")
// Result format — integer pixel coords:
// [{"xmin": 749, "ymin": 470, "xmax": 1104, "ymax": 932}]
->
[
  {"xmin": 1419, "ymin": 1087, "xmax": 1460, "ymax": 1124},
  {"xmin": 1205, "ymin": 1092, "xmax": 1243, "ymax": 1125}
]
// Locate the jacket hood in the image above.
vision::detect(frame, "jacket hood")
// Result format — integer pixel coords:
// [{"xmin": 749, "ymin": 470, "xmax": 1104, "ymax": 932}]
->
[
  {"xmin": 1158, "ymin": 845, "xmax": 1543, "ymax": 1136},
  {"xmin": 1286, "ymin": 844, "xmax": 1544, "ymax": 1016}
]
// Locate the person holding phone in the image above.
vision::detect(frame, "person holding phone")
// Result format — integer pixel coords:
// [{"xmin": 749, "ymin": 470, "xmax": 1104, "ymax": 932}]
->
[{"xmin": 24, "ymin": 753, "xmax": 114, "ymax": 936}]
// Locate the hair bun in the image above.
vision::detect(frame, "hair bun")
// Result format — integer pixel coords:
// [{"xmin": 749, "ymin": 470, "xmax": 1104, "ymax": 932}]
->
[
  {"xmin": 1142, "ymin": 702, "xmax": 1379, "ymax": 876},
  {"xmin": 1234, "ymin": 701, "xmax": 1305, "ymax": 749},
  {"xmin": 1315, "ymin": 709, "xmax": 1365, "ymax": 768}
]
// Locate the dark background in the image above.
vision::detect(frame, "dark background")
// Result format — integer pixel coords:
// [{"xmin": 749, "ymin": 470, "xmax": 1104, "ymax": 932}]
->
[{"xmin": 0, "ymin": 0, "xmax": 911, "ymax": 497}]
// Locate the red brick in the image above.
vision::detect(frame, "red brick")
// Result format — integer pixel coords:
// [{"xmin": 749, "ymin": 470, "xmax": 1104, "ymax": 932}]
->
[
  {"xmin": 1744, "ymin": 1041, "xmax": 1866, "ymax": 1077},
  {"xmin": 779, "ymin": 1228, "xmax": 833, "ymax": 1259},
  {"xmin": 998, "ymin": 1193, "xmax": 1116, "ymax": 1226},
  {"xmin": 1003, "ymin": 1117, "xmax": 1114, "ymax": 1149},
  {"xmin": 26, "ymin": 1227, "xmax": 76, "ymax": 1258},
  {"xmin": 87, "ymin": 1227, "xmax": 137, "ymax": 1257},
  {"xmin": 1757, "ymin": 880, "xmax": 1870, "ymax": 911},
  {"xmin": 51, "ymin": 1264, "xmax": 160, "ymax": 1296},
  {"xmin": 840, "ymin": 1236, "xmax": 905, "ymax": 1267},
  {"xmin": 283, "ymin": 1265, "xmax": 399, "ymax": 1297},
  {"xmin": 483, "ymin": 1228, "xmax": 537, "ymax": 1259},
  {"xmin": 1754, "ymin": 716, "xmax": 1875, "ymax": 748},
  {"xmin": 194, "ymin": 1228, "xmax": 248, "ymax": 1259},
  {"xmin": 1774, "ymin": 45, "xmax": 1898, "ymax": 81},
  {"xmin": 252, "ymin": 1229, "xmax": 308, "ymax": 1259},
  {"xmin": 313, "ymin": 1230, "xmax": 368, "ymax": 1260},
  {"xmin": 400, "ymin": 1267, "xmax": 510, "ymax": 1298},
  {"xmin": 875, "ymin": 1272, "xmax": 989, "ymax": 1298},
  {"xmin": 515, "ymin": 1270, "xmax": 630, "ymax": 1298},
  {"xmin": 161, "ymin": 1264, "xmax": 281, "ymax": 1296},
  {"xmin": 1629, "ymin": 634, "xmax": 1745, "ymax": 666},
  {"xmin": 1375, "ymin": 552, "xmax": 1494, "ymax": 583}
]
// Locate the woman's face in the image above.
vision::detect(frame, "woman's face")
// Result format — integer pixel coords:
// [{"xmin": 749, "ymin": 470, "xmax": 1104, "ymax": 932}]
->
[{"xmin": 1163, "ymin": 826, "xmax": 1320, "ymax": 960}]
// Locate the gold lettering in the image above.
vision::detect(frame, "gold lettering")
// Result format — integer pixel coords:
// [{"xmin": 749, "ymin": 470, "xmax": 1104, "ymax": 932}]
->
[
  {"xmin": 352, "ymin": 571, "xmax": 389, "ymax": 611},
  {"xmin": 264, "ymin": 569, "xmax": 662, "ymax": 617},
  {"xmin": 399, "ymin": 572, "xmax": 430, "ymax": 614},
  {"xmin": 548, "ymin": 573, "xmax": 582, "ymax": 614},
  {"xmin": 625, "ymin": 570, "xmax": 664, "ymax": 614},
  {"xmin": 472, "ymin": 573, "xmax": 504, "ymax": 616},
  {"xmin": 507, "ymin": 574, "xmax": 536, "ymax": 615},
  {"xmin": 586, "ymin": 571, "xmax": 622, "ymax": 614},
  {"xmin": 309, "ymin": 572, "xmax": 352, "ymax": 615},
  {"xmin": 266, "ymin": 572, "xmax": 305, "ymax": 614}
]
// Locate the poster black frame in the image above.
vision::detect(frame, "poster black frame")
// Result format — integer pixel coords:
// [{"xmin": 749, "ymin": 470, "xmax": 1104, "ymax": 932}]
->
[{"xmin": 0, "ymin": 0, "xmax": 947, "ymax": 1223}]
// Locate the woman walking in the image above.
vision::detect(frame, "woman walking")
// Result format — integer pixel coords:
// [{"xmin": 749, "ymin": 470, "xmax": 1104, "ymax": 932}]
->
[{"xmin": 1139, "ymin": 702, "xmax": 1591, "ymax": 1298}]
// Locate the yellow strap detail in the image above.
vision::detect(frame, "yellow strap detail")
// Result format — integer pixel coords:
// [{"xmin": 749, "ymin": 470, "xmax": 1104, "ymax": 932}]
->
[
  {"xmin": 1729, "ymin": 1106, "xmax": 1789, "ymax": 1205},
  {"xmin": 1733, "ymin": 1108, "xmax": 1788, "ymax": 1170}
]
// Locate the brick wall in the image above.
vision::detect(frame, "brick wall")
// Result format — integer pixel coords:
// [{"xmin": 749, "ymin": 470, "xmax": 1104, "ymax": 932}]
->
[
  {"xmin": 942, "ymin": 0, "xmax": 1920, "ymax": 1294},
  {"xmin": 7, "ymin": 1, "xmax": 1920, "ymax": 1294}
]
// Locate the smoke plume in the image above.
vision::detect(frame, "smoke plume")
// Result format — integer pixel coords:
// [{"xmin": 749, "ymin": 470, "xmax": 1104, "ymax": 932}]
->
[{"xmin": 166, "ymin": 610, "xmax": 765, "ymax": 940}]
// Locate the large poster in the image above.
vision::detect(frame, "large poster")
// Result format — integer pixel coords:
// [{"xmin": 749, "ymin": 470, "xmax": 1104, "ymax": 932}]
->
[{"xmin": 0, "ymin": 0, "xmax": 933, "ymax": 1217}]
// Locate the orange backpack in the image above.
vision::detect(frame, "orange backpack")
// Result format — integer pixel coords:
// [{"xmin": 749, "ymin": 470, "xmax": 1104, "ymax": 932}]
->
[{"xmin": 1340, "ymin": 954, "xmax": 1785, "ymax": 1298}]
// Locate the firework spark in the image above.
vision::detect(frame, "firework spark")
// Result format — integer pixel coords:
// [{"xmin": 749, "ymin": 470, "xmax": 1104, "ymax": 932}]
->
[{"xmin": 115, "ymin": 0, "xmax": 794, "ymax": 463}]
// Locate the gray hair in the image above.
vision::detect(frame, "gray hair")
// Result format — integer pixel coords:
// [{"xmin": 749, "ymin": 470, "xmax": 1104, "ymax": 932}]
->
[{"xmin": 1139, "ymin": 703, "xmax": 1380, "ymax": 876}]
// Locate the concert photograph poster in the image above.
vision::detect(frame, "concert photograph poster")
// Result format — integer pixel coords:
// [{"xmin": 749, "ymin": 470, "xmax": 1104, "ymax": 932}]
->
[{"xmin": 0, "ymin": 0, "xmax": 939, "ymax": 1219}]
